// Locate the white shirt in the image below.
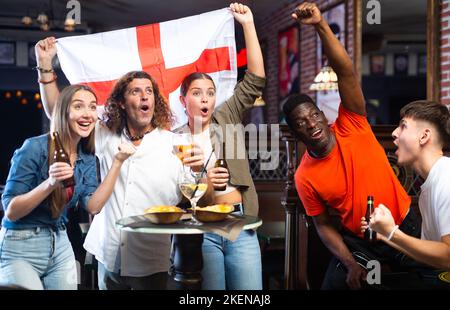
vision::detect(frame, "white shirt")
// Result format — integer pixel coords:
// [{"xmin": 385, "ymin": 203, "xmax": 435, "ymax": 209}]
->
[
  {"xmin": 419, "ymin": 156, "xmax": 450, "ymax": 241},
  {"xmin": 83, "ymin": 123, "xmax": 182, "ymax": 276}
]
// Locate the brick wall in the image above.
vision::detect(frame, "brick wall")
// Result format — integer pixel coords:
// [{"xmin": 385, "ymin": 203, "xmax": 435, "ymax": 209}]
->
[
  {"xmin": 258, "ymin": 0, "xmax": 355, "ymax": 124},
  {"xmin": 441, "ymin": 0, "xmax": 450, "ymax": 106}
]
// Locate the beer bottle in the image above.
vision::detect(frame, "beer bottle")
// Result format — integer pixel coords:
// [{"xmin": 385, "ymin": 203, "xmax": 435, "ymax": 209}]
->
[
  {"xmin": 364, "ymin": 195, "xmax": 377, "ymax": 242},
  {"xmin": 214, "ymin": 143, "xmax": 228, "ymax": 191},
  {"xmin": 52, "ymin": 132, "xmax": 75, "ymax": 188}
]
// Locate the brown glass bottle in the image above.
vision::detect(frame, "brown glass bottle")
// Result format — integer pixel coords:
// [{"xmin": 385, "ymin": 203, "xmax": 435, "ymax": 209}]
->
[
  {"xmin": 364, "ymin": 195, "xmax": 377, "ymax": 242},
  {"xmin": 214, "ymin": 143, "xmax": 228, "ymax": 191},
  {"xmin": 52, "ymin": 132, "xmax": 75, "ymax": 188}
]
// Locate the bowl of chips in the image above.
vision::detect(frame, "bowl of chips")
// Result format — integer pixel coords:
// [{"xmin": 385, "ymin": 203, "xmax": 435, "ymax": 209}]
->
[
  {"xmin": 193, "ymin": 204, "xmax": 234, "ymax": 222},
  {"xmin": 143, "ymin": 205, "xmax": 185, "ymax": 224}
]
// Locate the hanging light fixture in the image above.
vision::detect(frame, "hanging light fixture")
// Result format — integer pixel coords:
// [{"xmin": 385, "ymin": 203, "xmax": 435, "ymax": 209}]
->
[
  {"xmin": 20, "ymin": 0, "xmax": 77, "ymax": 32},
  {"xmin": 21, "ymin": 9, "xmax": 33, "ymax": 26},
  {"xmin": 36, "ymin": 12, "xmax": 50, "ymax": 31},
  {"xmin": 309, "ymin": 66, "xmax": 338, "ymax": 91},
  {"xmin": 21, "ymin": 15, "xmax": 33, "ymax": 26},
  {"xmin": 64, "ymin": 17, "xmax": 76, "ymax": 32}
]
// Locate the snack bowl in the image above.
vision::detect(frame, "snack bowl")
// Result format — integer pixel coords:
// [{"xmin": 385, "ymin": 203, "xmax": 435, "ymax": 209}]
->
[
  {"xmin": 193, "ymin": 204, "xmax": 234, "ymax": 223},
  {"xmin": 143, "ymin": 206, "xmax": 185, "ymax": 224}
]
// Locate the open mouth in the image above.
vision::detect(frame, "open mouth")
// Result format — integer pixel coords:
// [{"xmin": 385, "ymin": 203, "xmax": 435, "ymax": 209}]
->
[
  {"xmin": 200, "ymin": 107, "xmax": 209, "ymax": 116},
  {"xmin": 310, "ymin": 128, "xmax": 322, "ymax": 139},
  {"xmin": 77, "ymin": 120, "xmax": 93, "ymax": 130},
  {"xmin": 140, "ymin": 104, "xmax": 150, "ymax": 112}
]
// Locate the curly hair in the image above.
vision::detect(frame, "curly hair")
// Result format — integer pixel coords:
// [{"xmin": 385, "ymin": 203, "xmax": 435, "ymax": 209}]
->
[{"xmin": 104, "ymin": 71, "xmax": 173, "ymax": 134}]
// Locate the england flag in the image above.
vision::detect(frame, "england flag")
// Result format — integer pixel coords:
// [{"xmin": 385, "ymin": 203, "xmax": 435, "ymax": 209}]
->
[{"xmin": 56, "ymin": 8, "xmax": 237, "ymax": 128}]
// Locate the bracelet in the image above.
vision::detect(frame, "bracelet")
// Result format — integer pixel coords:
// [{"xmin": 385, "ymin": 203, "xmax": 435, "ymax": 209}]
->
[
  {"xmin": 38, "ymin": 73, "xmax": 57, "ymax": 84},
  {"xmin": 34, "ymin": 66, "xmax": 54, "ymax": 73},
  {"xmin": 387, "ymin": 225, "xmax": 399, "ymax": 241}
]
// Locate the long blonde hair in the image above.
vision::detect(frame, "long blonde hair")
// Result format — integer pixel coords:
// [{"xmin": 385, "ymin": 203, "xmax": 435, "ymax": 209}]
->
[{"xmin": 48, "ymin": 84, "xmax": 97, "ymax": 218}]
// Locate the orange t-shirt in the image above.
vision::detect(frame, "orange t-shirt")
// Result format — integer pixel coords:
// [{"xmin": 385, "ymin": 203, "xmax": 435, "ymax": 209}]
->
[{"xmin": 294, "ymin": 105, "xmax": 410, "ymax": 237}]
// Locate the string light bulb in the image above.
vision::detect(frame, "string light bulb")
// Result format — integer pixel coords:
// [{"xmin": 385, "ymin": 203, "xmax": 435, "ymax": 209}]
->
[
  {"xmin": 21, "ymin": 15, "xmax": 33, "ymax": 26},
  {"xmin": 64, "ymin": 18, "xmax": 76, "ymax": 32}
]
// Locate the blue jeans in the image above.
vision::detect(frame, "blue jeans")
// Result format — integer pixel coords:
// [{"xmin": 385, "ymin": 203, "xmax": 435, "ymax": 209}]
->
[
  {"xmin": 0, "ymin": 226, "xmax": 77, "ymax": 290},
  {"xmin": 201, "ymin": 230, "xmax": 262, "ymax": 290}
]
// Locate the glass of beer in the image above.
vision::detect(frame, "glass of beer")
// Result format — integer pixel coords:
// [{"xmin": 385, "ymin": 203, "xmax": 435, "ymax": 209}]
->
[{"xmin": 172, "ymin": 133, "xmax": 193, "ymax": 162}]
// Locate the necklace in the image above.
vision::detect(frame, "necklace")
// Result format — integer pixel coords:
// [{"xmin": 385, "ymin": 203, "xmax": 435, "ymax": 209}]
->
[{"xmin": 125, "ymin": 126, "xmax": 152, "ymax": 141}]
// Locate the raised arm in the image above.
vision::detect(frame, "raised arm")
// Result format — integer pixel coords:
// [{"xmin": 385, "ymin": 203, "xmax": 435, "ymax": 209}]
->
[
  {"xmin": 35, "ymin": 37, "xmax": 61, "ymax": 118},
  {"xmin": 293, "ymin": 2, "xmax": 365, "ymax": 115},
  {"xmin": 230, "ymin": 3, "xmax": 265, "ymax": 78}
]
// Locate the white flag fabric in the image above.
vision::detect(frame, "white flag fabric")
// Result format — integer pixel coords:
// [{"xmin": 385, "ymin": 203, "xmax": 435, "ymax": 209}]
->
[{"xmin": 56, "ymin": 8, "xmax": 237, "ymax": 128}]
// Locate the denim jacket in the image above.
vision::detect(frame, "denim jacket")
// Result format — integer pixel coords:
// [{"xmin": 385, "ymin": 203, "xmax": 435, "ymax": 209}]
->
[{"xmin": 1, "ymin": 133, "xmax": 99, "ymax": 229}]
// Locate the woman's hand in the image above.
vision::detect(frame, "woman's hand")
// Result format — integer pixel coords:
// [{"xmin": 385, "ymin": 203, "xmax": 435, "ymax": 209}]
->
[
  {"xmin": 48, "ymin": 162, "xmax": 73, "ymax": 188},
  {"xmin": 35, "ymin": 37, "xmax": 57, "ymax": 64},
  {"xmin": 183, "ymin": 144, "xmax": 205, "ymax": 171},
  {"xmin": 114, "ymin": 143, "xmax": 136, "ymax": 163},
  {"xmin": 207, "ymin": 167, "xmax": 229, "ymax": 190},
  {"xmin": 230, "ymin": 2, "xmax": 254, "ymax": 25}
]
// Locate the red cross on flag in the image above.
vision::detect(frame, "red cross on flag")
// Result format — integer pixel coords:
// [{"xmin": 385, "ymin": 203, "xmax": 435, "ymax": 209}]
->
[{"xmin": 56, "ymin": 8, "xmax": 237, "ymax": 128}]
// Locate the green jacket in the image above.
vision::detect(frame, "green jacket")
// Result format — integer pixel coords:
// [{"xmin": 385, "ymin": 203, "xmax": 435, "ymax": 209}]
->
[{"xmin": 175, "ymin": 71, "xmax": 266, "ymax": 216}]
